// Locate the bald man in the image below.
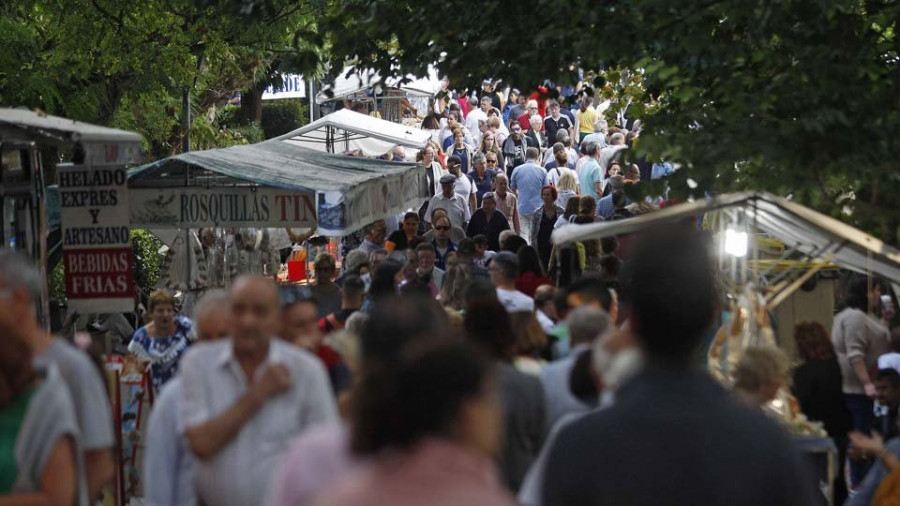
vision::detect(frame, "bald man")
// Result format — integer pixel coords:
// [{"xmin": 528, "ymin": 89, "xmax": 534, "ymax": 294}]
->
[{"xmin": 178, "ymin": 276, "xmax": 337, "ymax": 506}]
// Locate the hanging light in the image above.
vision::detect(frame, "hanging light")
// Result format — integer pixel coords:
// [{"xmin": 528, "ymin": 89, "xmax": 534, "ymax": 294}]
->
[{"xmin": 724, "ymin": 228, "xmax": 748, "ymax": 257}]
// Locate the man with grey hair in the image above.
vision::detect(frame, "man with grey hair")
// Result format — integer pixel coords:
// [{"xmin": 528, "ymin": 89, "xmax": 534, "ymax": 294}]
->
[
  {"xmin": 599, "ymin": 132, "xmax": 628, "ymax": 173},
  {"xmin": 179, "ymin": 275, "xmax": 337, "ymax": 506},
  {"xmin": 490, "ymin": 251, "xmax": 534, "ymax": 312},
  {"xmin": 0, "ymin": 249, "xmax": 116, "ymax": 499},
  {"xmin": 540, "ymin": 305, "xmax": 612, "ymax": 431},
  {"xmin": 356, "ymin": 219, "xmax": 386, "ymax": 255},
  {"xmin": 577, "ymin": 140, "xmax": 604, "ymax": 198},
  {"xmin": 390, "ymin": 145, "xmax": 406, "ymax": 162},
  {"xmin": 145, "ymin": 289, "xmax": 232, "ymax": 506}
]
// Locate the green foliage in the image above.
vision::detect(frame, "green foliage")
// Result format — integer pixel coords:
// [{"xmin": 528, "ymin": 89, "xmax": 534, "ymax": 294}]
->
[
  {"xmin": 312, "ymin": 0, "xmax": 900, "ymax": 245},
  {"xmin": 131, "ymin": 229, "xmax": 164, "ymax": 297},
  {"xmin": 0, "ymin": 0, "xmax": 325, "ymax": 161},
  {"xmin": 48, "ymin": 262, "xmax": 67, "ymax": 303},
  {"xmin": 261, "ymin": 99, "xmax": 309, "ymax": 139}
]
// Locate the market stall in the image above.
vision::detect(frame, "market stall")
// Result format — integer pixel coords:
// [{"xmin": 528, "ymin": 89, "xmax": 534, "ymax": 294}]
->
[
  {"xmin": 273, "ymin": 108, "xmax": 432, "ymax": 159},
  {"xmin": 315, "ymin": 64, "xmax": 444, "ymax": 120},
  {"xmin": 552, "ymin": 191, "xmax": 900, "ymax": 505}
]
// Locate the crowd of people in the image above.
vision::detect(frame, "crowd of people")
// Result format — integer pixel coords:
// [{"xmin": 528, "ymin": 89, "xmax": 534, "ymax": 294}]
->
[{"xmin": 1, "ymin": 86, "xmax": 899, "ymax": 506}]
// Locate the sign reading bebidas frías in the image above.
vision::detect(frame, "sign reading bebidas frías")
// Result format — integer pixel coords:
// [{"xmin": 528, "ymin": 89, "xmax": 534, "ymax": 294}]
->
[{"xmin": 59, "ymin": 147, "xmax": 135, "ymax": 313}]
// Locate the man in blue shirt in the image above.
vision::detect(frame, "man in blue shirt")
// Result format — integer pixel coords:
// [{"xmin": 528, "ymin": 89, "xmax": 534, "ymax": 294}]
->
[
  {"xmin": 578, "ymin": 140, "xmax": 603, "ymax": 198},
  {"xmin": 510, "ymin": 147, "xmax": 548, "ymax": 245}
]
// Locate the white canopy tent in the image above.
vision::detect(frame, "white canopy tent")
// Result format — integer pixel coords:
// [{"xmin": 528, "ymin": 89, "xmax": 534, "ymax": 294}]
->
[
  {"xmin": 273, "ymin": 109, "xmax": 432, "ymax": 159},
  {"xmin": 315, "ymin": 65, "xmax": 444, "ymax": 104},
  {"xmin": 552, "ymin": 192, "xmax": 900, "ymax": 283}
]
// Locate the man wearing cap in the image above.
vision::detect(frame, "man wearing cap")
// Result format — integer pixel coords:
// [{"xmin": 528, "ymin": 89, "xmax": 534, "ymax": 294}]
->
[
  {"xmin": 544, "ymin": 100, "xmax": 574, "ymax": 145},
  {"xmin": 446, "ymin": 155, "xmax": 477, "ymax": 213},
  {"xmin": 483, "ymin": 79, "xmax": 503, "ymax": 110},
  {"xmin": 466, "ymin": 95, "xmax": 493, "ymax": 140},
  {"xmin": 466, "ymin": 192, "xmax": 511, "ymax": 252},
  {"xmin": 425, "ymin": 172, "xmax": 471, "ymax": 230}
]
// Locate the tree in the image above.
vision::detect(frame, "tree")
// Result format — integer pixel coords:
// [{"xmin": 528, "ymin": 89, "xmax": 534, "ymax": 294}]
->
[
  {"xmin": 312, "ymin": 0, "xmax": 900, "ymax": 245},
  {"xmin": 0, "ymin": 0, "xmax": 323, "ymax": 160}
]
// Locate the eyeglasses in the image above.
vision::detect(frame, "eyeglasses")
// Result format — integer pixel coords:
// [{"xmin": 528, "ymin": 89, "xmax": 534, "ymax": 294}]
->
[
  {"xmin": 487, "ymin": 159, "xmax": 498, "ymax": 164},
  {"xmin": 435, "ymin": 226, "xmax": 451, "ymax": 231}
]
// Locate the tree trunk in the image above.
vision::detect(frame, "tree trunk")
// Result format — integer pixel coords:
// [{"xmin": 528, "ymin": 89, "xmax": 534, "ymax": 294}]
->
[{"xmin": 239, "ymin": 82, "xmax": 266, "ymax": 125}]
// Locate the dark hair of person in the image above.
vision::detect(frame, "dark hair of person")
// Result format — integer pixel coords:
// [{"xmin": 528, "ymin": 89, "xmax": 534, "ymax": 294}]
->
[
  {"xmin": 408, "ymin": 236, "xmax": 427, "ymax": 249},
  {"xmin": 464, "ymin": 297, "xmax": 517, "ymax": 361},
  {"xmin": 573, "ymin": 216, "xmax": 600, "ymax": 258},
  {"xmin": 501, "ymin": 235, "xmax": 527, "ymax": 254},
  {"xmin": 399, "ymin": 280, "xmax": 432, "ymax": 297},
  {"xmin": 517, "ymin": 245, "xmax": 546, "ymax": 277},
  {"xmin": 403, "ymin": 211, "xmax": 419, "ymax": 222},
  {"xmin": 0, "ymin": 323, "xmax": 36, "ymax": 408},
  {"xmin": 599, "ymin": 254, "xmax": 622, "ymax": 282},
  {"xmin": 625, "ymin": 227, "xmax": 718, "ymax": 362},
  {"xmin": 358, "ymin": 294, "xmax": 450, "ymax": 364},
  {"xmin": 421, "ymin": 114, "xmax": 442, "ymax": 130},
  {"xmin": 368, "ymin": 260, "xmax": 403, "ymax": 301},
  {"xmin": 510, "ymin": 311, "xmax": 546, "ymax": 356},
  {"xmin": 578, "ymin": 196, "xmax": 597, "ymax": 217},
  {"xmin": 342, "ymin": 275, "xmax": 366, "ymax": 300},
  {"xmin": 569, "ymin": 349, "xmax": 599, "ymax": 404},
  {"xmin": 464, "ymin": 278, "xmax": 498, "ymax": 306},
  {"xmin": 416, "ymin": 242, "xmax": 437, "ymax": 254},
  {"xmin": 845, "ymin": 275, "xmax": 881, "ymax": 312},
  {"xmin": 892, "ymin": 327, "xmax": 900, "ymax": 353},
  {"xmin": 564, "ymin": 197, "xmax": 580, "ymax": 219},
  {"xmin": 600, "ymin": 236, "xmax": 619, "ymax": 255},
  {"xmin": 793, "ymin": 321, "xmax": 836, "ymax": 361},
  {"xmin": 351, "ymin": 340, "xmax": 492, "ymax": 455},
  {"xmin": 876, "ymin": 368, "xmax": 900, "ymax": 388}
]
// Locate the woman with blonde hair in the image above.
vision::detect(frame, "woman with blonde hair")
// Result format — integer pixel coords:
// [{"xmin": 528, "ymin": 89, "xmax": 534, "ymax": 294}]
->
[
  {"xmin": 733, "ymin": 346, "xmax": 790, "ymax": 407},
  {"xmin": 556, "ymin": 171, "xmax": 580, "ymax": 208},
  {"xmin": 439, "ymin": 264, "xmax": 470, "ymax": 312}
]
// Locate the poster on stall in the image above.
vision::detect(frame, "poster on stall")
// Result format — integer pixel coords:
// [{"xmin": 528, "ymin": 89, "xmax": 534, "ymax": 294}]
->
[
  {"xmin": 316, "ymin": 168, "xmax": 428, "ymax": 236},
  {"xmin": 130, "ymin": 187, "xmax": 317, "ymax": 230},
  {"xmin": 59, "ymin": 142, "xmax": 139, "ymax": 313}
]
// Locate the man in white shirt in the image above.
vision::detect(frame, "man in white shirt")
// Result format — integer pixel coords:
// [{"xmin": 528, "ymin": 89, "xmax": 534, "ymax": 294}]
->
[
  {"xmin": 178, "ymin": 276, "xmax": 337, "ymax": 506},
  {"xmin": 144, "ymin": 290, "xmax": 232, "ymax": 506},
  {"xmin": 490, "ymin": 251, "xmax": 534, "ymax": 312},
  {"xmin": 447, "ymin": 155, "xmax": 477, "ymax": 213},
  {"xmin": 425, "ymin": 173, "xmax": 471, "ymax": 229},
  {"xmin": 465, "ymin": 95, "xmax": 492, "ymax": 139}
]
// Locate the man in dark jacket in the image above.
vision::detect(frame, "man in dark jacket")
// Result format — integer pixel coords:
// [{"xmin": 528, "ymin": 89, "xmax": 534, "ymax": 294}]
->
[
  {"xmin": 466, "ymin": 192, "xmax": 510, "ymax": 252},
  {"xmin": 542, "ymin": 227, "xmax": 818, "ymax": 506}
]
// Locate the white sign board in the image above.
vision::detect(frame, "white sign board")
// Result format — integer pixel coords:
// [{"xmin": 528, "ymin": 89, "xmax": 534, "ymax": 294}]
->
[
  {"xmin": 263, "ymin": 74, "xmax": 307, "ymax": 100},
  {"xmin": 59, "ymin": 149, "xmax": 135, "ymax": 313},
  {"xmin": 130, "ymin": 187, "xmax": 317, "ymax": 229}
]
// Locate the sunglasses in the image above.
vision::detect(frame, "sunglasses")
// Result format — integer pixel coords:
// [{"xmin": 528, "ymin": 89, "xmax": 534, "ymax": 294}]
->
[
  {"xmin": 487, "ymin": 159, "xmax": 498, "ymax": 164},
  {"xmin": 435, "ymin": 226, "xmax": 451, "ymax": 231}
]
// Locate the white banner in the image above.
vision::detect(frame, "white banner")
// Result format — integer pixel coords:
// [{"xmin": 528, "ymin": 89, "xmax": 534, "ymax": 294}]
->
[
  {"xmin": 262, "ymin": 74, "xmax": 307, "ymax": 100},
  {"xmin": 59, "ymin": 165, "xmax": 134, "ymax": 313},
  {"xmin": 130, "ymin": 187, "xmax": 317, "ymax": 229}
]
